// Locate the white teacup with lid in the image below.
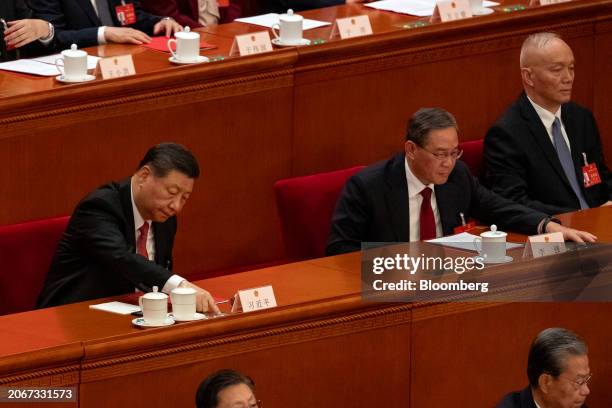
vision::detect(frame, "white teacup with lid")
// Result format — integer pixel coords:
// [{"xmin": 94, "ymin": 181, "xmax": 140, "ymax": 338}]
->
[
  {"xmin": 171, "ymin": 287, "xmax": 197, "ymax": 320},
  {"xmin": 139, "ymin": 286, "xmax": 168, "ymax": 325},
  {"xmin": 55, "ymin": 44, "xmax": 88, "ymax": 81},
  {"xmin": 272, "ymin": 9, "xmax": 303, "ymax": 45},
  {"xmin": 168, "ymin": 26, "xmax": 201, "ymax": 62},
  {"xmin": 473, "ymin": 224, "xmax": 507, "ymax": 262}
]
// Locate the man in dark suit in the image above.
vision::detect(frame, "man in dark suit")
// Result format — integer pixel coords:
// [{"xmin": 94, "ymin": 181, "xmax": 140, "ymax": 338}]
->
[
  {"xmin": 327, "ymin": 108, "xmax": 596, "ymax": 255},
  {"xmin": 37, "ymin": 143, "xmax": 219, "ymax": 313},
  {"xmin": 28, "ymin": 0, "xmax": 182, "ymax": 51},
  {"xmin": 484, "ymin": 32, "xmax": 612, "ymax": 215},
  {"xmin": 1, "ymin": 0, "xmax": 54, "ymax": 61},
  {"xmin": 497, "ymin": 328, "xmax": 590, "ymax": 408},
  {"xmin": 141, "ymin": 0, "xmax": 241, "ymax": 28}
]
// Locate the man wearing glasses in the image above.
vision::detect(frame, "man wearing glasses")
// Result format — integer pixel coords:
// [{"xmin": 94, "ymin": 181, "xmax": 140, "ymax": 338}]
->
[
  {"xmin": 497, "ymin": 327, "xmax": 591, "ymax": 408},
  {"xmin": 326, "ymin": 107, "xmax": 595, "ymax": 255}
]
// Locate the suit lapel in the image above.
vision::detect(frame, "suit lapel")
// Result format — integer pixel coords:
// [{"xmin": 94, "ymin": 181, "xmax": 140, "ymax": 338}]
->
[
  {"xmin": 384, "ymin": 154, "xmax": 410, "ymax": 241},
  {"xmin": 519, "ymin": 94, "xmax": 574, "ymax": 190},
  {"xmin": 77, "ymin": 0, "xmax": 103, "ymax": 26},
  {"xmin": 118, "ymin": 178, "xmax": 136, "ymax": 250},
  {"xmin": 434, "ymin": 182, "xmax": 460, "ymax": 236},
  {"xmin": 152, "ymin": 222, "xmax": 170, "ymax": 266},
  {"xmin": 561, "ymin": 104, "xmax": 586, "ymax": 179}
]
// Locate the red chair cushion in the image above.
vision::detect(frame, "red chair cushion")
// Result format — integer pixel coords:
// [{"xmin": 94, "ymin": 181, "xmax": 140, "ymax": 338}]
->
[
  {"xmin": 459, "ymin": 139, "xmax": 485, "ymax": 179},
  {"xmin": 274, "ymin": 166, "xmax": 365, "ymax": 261},
  {"xmin": 0, "ymin": 216, "xmax": 69, "ymax": 315}
]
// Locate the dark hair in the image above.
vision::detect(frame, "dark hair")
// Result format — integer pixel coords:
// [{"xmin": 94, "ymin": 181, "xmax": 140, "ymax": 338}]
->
[
  {"xmin": 138, "ymin": 143, "xmax": 200, "ymax": 178},
  {"xmin": 195, "ymin": 369, "xmax": 255, "ymax": 408},
  {"xmin": 527, "ymin": 328, "xmax": 588, "ymax": 388},
  {"xmin": 405, "ymin": 108, "xmax": 458, "ymax": 145}
]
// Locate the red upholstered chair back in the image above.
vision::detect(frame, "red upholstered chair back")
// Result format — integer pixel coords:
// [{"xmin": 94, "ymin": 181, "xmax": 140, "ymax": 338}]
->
[
  {"xmin": 459, "ymin": 139, "xmax": 485, "ymax": 178},
  {"xmin": 0, "ymin": 216, "xmax": 69, "ymax": 315},
  {"xmin": 274, "ymin": 166, "xmax": 365, "ymax": 261}
]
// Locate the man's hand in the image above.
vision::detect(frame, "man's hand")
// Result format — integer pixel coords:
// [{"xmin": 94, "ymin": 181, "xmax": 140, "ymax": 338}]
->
[
  {"xmin": 104, "ymin": 27, "xmax": 151, "ymax": 44},
  {"xmin": 4, "ymin": 19, "xmax": 49, "ymax": 48},
  {"xmin": 546, "ymin": 222, "xmax": 597, "ymax": 243},
  {"xmin": 600, "ymin": 201, "xmax": 612, "ymax": 207},
  {"xmin": 153, "ymin": 18, "xmax": 182, "ymax": 38},
  {"xmin": 179, "ymin": 280, "xmax": 220, "ymax": 314}
]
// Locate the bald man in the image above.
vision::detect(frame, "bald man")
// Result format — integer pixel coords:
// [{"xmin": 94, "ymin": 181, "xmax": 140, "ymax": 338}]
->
[{"xmin": 484, "ymin": 32, "xmax": 612, "ymax": 215}]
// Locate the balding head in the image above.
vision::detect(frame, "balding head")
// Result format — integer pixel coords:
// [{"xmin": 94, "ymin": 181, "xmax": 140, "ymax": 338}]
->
[{"xmin": 519, "ymin": 33, "xmax": 575, "ymax": 113}]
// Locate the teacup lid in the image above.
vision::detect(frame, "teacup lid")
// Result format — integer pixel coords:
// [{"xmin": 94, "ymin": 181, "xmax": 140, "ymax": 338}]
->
[
  {"xmin": 281, "ymin": 9, "xmax": 303, "ymax": 22},
  {"xmin": 480, "ymin": 224, "xmax": 507, "ymax": 238},
  {"xmin": 63, "ymin": 43, "xmax": 86, "ymax": 58},
  {"xmin": 175, "ymin": 26, "xmax": 199, "ymax": 39},
  {"xmin": 143, "ymin": 286, "xmax": 168, "ymax": 300},
  {"xmin": 172, "ymin": 287, "xmax": 197, "ymax": 295}
]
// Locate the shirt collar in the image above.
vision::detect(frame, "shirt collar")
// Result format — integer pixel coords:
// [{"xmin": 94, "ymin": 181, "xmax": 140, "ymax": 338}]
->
[
  {"xmin": 527, "ymin": 95, "xmax": 562, "ymax": 130},
  {"xmin": 130, "ymin": 178, "xmax": 148, "ymax": 231},
  {"xmin": 405, "ymin": 156, "xmax": 434, "ymax": 198}
]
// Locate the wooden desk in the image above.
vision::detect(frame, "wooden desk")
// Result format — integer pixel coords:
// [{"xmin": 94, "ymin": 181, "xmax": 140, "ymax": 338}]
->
[
  {"xmin": 1, "ymin": 207, "xmax": 610, "ymax": 407},
  {"xmin": 1, "ymin": 0, "xmax": 611, "ymax": 278}
]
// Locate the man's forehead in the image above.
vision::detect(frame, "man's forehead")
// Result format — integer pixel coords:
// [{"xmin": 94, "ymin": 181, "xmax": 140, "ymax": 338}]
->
[{"xmin": 157, "ymin": 170, "xmax": 194, "ymax": 190}]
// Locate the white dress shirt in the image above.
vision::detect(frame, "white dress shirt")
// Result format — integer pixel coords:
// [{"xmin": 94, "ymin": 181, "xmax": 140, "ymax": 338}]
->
[
  {"xmin": 405, "ymin": 158, "xmax": 443, "ymax": 241},
  {"xmin": 527, "ymin": 96, "xmax": 571, "ymax": 152},
  {"xmin": 130, "ymin": 179, "xmax": 184, "ymax": 293}
]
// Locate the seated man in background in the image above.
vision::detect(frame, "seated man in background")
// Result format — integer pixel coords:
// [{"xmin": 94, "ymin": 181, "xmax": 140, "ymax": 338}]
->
[
  {"xmin": 28, "ymin": 0, "xmax": 182, "ymax": 51},
  {"xmin": 141, "ymin": 0, "xmax": 241, "ymax": 28},
  {"xmin": 497, "ymin": 327, "xmax": 591, "ymax": 408},
  {"xmin": 196, "ymin": 369, "xmax": 259, "ymax": 408},
  {"xmin": 37, "ymin": 143, "xmax": 219, "ymax": 314},
  {"xmin": 1, "ymin": 0, "xmax": 54, "ymax": 61},
  {"xmin": 484, "ymin": 32, "xmax": 612, "ymax": 215},
  {"xmin": 327, "ymin": 108, "xmax": 596, "ymax": 255}
]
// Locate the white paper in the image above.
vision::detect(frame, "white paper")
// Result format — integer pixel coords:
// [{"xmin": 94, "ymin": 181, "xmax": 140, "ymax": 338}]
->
[
  {"xmin": 366, "ymin": 0, "xmax": 499, "ymax": 16},
  {"xmin": 235, "ymin": 13, "xmax": 331, "ymax": 30},
  {"xmin": 0, "ymin": 54, "xmax": 100, "ymax": 76},
  {"xmin": 89, "ymin": 301, "xmax": 141, "ymax": 315},
  {"xmin": 426, "ymin": 232, "xmax": 523, "ymax": 252}
]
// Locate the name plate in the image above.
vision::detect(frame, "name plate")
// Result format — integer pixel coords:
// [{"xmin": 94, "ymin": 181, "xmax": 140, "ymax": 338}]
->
[
  {"xmin": 523, "ymin": 232, "xmax": 566, "ymax": 259},
  {"xmin": 230, "ymin": 31, "xmax": 273, "ymax": 57},
  {"xmin": 230, "ymin": 285, "xmax": 277, "ymax": 313},
  {"xmin": 331, "ymin": 15, "xmax": 373, "ymax": 39},
  {"xmin": 432, "ymin": 0, "xmax": 473, "ymax": 22},
  {"xmin": 98, "ymin": 55, "xmax": 136, "ymax": 79}
]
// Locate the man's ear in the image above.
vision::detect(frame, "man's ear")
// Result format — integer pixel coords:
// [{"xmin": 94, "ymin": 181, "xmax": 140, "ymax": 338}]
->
[
  {"xmin": 521, "ymin": 67, "xmax": 534, "ymax": 88},
  {"xmin": 135, "ymin": 165, "xmax": 152, "ymax": 186},
  {"xmin": 405, "ymin": 140, "xmax": 417, "ymax": 160},
  {"xmin": 538, "ymin": 373, "xmax": 552, "ymax": 394}
]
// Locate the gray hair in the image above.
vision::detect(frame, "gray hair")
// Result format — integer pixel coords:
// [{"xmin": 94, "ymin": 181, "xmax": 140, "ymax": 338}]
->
[
  {"xmin": 405, "ymin": 108, "xmax": 458, "ymax": 146},
  {"xmin": 520, "ymin": 32, "xmax": 562, "ymax": 67},
  {"xmin": 527, "ymin": 327, "xmax": 588, "ymax": 388}
]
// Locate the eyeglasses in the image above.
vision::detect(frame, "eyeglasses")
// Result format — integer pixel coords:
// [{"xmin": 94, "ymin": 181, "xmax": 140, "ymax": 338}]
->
[
  {"xmin": 562, "ymin": 373, "xmax": 592, "ymax": 390},
  {"xmin": 417, "ymin": 145, "xmax": 463, "ymax": 161}
]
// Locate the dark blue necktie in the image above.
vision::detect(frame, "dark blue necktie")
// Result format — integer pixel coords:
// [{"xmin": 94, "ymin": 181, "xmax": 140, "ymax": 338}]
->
[
  {"xmin": 96, "ymin": 0, "xmax": 114, "ymax": 26},
  {"xmin": 552, "ymin": 117, "xmax": 588, "ymax": 209}
]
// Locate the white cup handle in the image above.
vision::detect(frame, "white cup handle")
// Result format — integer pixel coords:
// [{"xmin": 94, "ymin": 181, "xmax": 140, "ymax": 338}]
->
[
  {"xmin": 473, "ymin": 237, "xmax": 482, "ymax": 254},
  {"xmin": 138, "ymin": 296, "xmax": 144, "ymax": 311},
  {"xmin": 55, "ymin": 58, "xmax": 64, "ymax": 76},
  {"xmin": 168, "ymin": 38, "xmax": 178, "ymax": 59},
  {"xmin": 271, "ymin": 23, "xmax": 281, "ymax": 40}
]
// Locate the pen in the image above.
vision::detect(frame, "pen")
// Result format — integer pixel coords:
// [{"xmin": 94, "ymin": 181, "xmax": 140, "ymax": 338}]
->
[{"xmin": 459, "ymin": 212, "xmax": 466, "ymax": 226}]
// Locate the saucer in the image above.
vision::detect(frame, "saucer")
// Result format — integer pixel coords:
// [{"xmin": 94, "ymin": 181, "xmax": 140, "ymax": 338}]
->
[
  {"xmin": 55, "ymin": 74, "xmax": 96, "ymax": 84},
  {"xmin": 474, "ymin": 255, "xmax": 513, "ymax": 264},
  {"xmin": 473, "ymin": 7, "xmax": 494, "ymax": 15},
  {"xmin": 171, "ymin": 312, "xmax": 207, "ymax": 322},
  {"xmin": 132, "ymin": 314, "xmax": 175, "ymax": 328},
  {"xmin": 271, "ymin": 38, "xmax": 311, "ymax": 47},
  {"xmin": 169, "ymin": 55, "xmax": 209, "ymax": 65}
]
